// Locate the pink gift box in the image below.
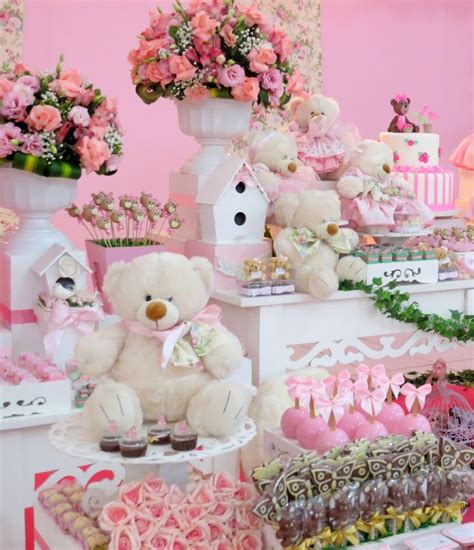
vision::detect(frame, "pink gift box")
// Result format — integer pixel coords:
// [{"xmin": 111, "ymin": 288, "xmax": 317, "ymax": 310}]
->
[{"xmin": 404, "ymin": 532, "xmax": 461, "ymax": 550}]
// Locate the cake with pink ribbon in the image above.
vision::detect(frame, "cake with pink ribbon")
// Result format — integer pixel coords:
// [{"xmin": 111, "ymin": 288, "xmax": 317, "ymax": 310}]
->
[{"xmin": 380, "ymin": 95, "xmax": 455, "ymax": 212}]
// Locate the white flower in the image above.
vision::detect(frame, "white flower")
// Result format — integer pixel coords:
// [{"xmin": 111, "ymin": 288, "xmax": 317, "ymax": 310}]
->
[
  {"xmin": 59, "ymin": 255, "xmax": 78, "ymax": 277},
  {"xmin": 68, "ymin": 106, "xmax": 91, "ymax": 128}
]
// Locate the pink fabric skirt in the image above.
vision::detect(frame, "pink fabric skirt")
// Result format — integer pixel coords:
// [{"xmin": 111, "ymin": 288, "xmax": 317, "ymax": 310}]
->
[{"xmin": 449, "ymin": 133, "xmax": 474, "ymax": 171}]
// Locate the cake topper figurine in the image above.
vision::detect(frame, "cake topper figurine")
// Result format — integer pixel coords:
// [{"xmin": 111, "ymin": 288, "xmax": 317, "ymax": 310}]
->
[{"xmin": 388, "ymin": 94, "xmax": 419, "ymax": 133}]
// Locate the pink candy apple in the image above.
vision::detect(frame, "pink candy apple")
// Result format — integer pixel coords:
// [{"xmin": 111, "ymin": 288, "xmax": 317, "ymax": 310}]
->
[
  {"xmin": 337, "ymin": 411, "xmax": 367, "ymax": 440},
  {"xmin": 296, "ymin": 416, "xmax": 326, "ymax": 449},
  {"xmin": 314, "ymin": 427, "xmax": 350, "ymax": 454},
  {"xmin": 354, "ymin": 419, "xmax": 388, "ymax": 441},
  {"xmin": 280, "ymin": 407, "xmax": 309, "ymax": 439},
  {"xmin": 398, "ymin": 413, "xmax": 432, "ymax": 437},
  {"xmin": 376, "ymin": 402, "xmax": 405, "ymax": 434}
]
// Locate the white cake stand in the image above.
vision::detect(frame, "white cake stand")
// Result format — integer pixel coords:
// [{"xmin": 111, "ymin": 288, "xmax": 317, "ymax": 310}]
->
[
  {"xmin": 359, "ymin": 229, "xmax": 431, "ymax": 245},
  {"xmin": 49, "ymin": 414, "xmax": 257, "ymax": 481}
]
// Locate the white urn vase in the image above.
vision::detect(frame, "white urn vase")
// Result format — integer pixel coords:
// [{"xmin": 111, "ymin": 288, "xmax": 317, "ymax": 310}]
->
[
  {"xmin": 0, "ymin": 167, "xmax": 77, "ymax": 255},
  {"xmin": 176, "ymin": 98, "xmax": 252, "ymax": 175}
]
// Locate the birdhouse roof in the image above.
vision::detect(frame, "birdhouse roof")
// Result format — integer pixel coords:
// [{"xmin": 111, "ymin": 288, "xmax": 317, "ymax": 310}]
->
[
  {"xmin": 195, "ymin": 156, "xmax": 269, "ymax": 206},
  {"xmin": 31, "ymin": 243, "xmax": 91, "ymax": 277}
]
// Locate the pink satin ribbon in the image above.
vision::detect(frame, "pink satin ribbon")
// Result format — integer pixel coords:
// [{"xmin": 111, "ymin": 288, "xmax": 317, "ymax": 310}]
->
[
  {"xmin": 323, "ymin": 369, "xmax": 352, "ymax": 396},
  {"xmin": 376, "ymin": 372, "xmax": 405, "ymax": 399},
  {"xmin": 401, "ymin": 382, "xmax": 432, "ymax": 411},
  {"xmin": 0, "ymin": 303, "xmax": 36, "ymax": 327},
  {"xmin": 354, "ymin": 379, "xmax": 387, "ymax": 417},
  {"xmin": 123, "ymin": 304, "xmax": 223, "ymax": 369},
  {"xmin": 317, "ymin": 390, "xmax": 348, "ymax": 424},
  {"xmin": 356, "ymin": 363, "xmax": 386, "ymax": 385},
  {"xmin": 43, "ymin": 301, "xmax": 104, "ymax": 358}
]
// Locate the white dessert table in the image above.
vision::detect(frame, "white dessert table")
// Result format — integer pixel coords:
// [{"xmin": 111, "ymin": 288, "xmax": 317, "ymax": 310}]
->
[{"xmin": 212, "ymin": 279, "xmax": 474, "ymax": 385}]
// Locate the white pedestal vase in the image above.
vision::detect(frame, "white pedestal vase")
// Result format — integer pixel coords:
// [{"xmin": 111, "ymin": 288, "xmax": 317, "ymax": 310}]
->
[
  {"xmin": 0, "ymin": 167, "xmax": 78, "ymax": 255},
  {"xmin": 176, "ymin": 98, "xmax": 252, "ymax": 175}
]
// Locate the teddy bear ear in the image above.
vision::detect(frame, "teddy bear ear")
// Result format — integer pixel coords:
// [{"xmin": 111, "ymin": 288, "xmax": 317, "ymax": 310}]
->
[
  {"xmin": 103, "ymin": 261, "xmax": 127, "ymax": 299},
  {"xmin": 289, "ymin": 96, "xmax": 304, "ymax": 117},
  {"xmin": 274, "ymin": 193, "xmax": 300, "ymax": 227},
  {"xmin": 190, "ymin": 256, "xmax": 215, "ymax": 294}
]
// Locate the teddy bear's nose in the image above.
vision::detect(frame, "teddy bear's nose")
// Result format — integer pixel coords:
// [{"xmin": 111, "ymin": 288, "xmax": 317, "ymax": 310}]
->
[
  {"xmin": 146, "ymin": 301, "xmax": 167, "ymax": 321},
  {"xmin": 327, "ymin": 223, "xmax": 339, "ymax": 236},
  {"xmin": 288, "ymin": 161, "xmax": 297, "ymax": 173},
  {"xmin": 383, "ymin": 163, "xmax": 391, "ymax": 174}
]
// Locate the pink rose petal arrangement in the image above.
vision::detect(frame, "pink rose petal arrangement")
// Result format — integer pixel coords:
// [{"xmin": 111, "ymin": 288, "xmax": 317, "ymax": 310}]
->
[
  {"xmin": 129, "ymin": 0, "xmax": 305, "ymax": 108},
  {"xmin": 99, "ymin": 472, "xmax": 263, "ymax": 550},
  {"xmin": 66, "ymin": 191, "xmax": 183, "ymax": 247},
  {"xmin": 280, "ymin": 364, "xmax": 432, "ymax": 449},
  {"xmin": 0, "ymin": 57, "xmax": 123, "ymax": 178},
  {"xmin": 0, "ymin": 353, "xmax": 66, "ymax": 385}
]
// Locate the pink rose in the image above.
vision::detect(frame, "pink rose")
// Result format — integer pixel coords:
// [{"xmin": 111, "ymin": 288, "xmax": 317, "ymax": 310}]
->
[
  {"xmin": 16, "ymin": 75, "xmax": 40, "ymax": 93},
  {"xmin": 99, "ymin": 501, "xmax": 133, "ymax": 532},
  {"xmin": 211, "ymin": 501, "xmax": 235, "ymax": 522},
  {"xmin": 164, "ymin": 485, "xmax": 186, "ymax": 509},
  {"xmin": 110, "ymin": 525, "xmax": 141, "ymax": 550},
  {"xmin": 194, "ymin": 36, "xmax": 222, "ymax": 66},
  {"xmin": 187, "ymin": 481, "xmax": 216, "ymax": 510},
  {"xmin": 269, "ymin": 29, "xmax": 293, "ymax": 62},
  {"xmin": 171, "ymin": 536, "xmax": 189, "ymax": 550},
  {"xmin": 162, "ymin": 510, "xmax": 186, "ymax": 531},
  {"xmin": 49, "ymin": 79, "xmax": 85, "ymax": 101},
  {"xmin": 142, "ymin": 477, "xmax": 169, "ymax": 499},
  {"xmin": 20, "ymin": 133, "xmax": 44, "ymax": 157},
  {"xmin": 231, "ymin": 77, "xmax": 259, "ymax": 102},
  {"xmin": 139, "ymin": 499, "xmax": 165, "ymax": 523},
  {"xmin": 240, "ymin": 2, "xmax": 267, "ymax": 26},
  {"xmin": 87, "ymin": 118, "xmax": 108, "ymax": 139},
  {"xmin": 286, "ymin": 70, "xmax": 306, "ymax": 97},
  {"xmin": 184, "ymin": 83, "xmax": 209, "ymax": 101},
  {"xmin": 68, "ymin": 105, "xmax": 90, "ymax": 127},
  {"xmin": 12, "ymin": 83, "xmax": 35, "ymax": 105},
  {"xmin": 95, "ymin": 97, "xmax": 118, "ymax": 118},
  {"xmin": 234, "ymin": 482, "xmax": 257, "ymax": 505},
  {"xmin": 0, "ymin": 77, "xmax": 14, "ymax": 99},
  {"xmin": 236, "ymin": 506, "xmax": 262, "ymax": 530},
  {"xmin": 146, "ymin": 531, "xmax": 174, "ymax": 549},
  {"xmin": 218, "ymin": 64, "xmax": 245, "ymax": 88},
  {"xmin": 60, "ymin": 69, "xmax": 83, "ymax": 86},
  {"xmin": 212, "ymin": 540, "xmax": 233, "ymax": 550},
  {"xmin": 76, "ymin": 136, "xmax": 111, "ymax": 173},
  {"xmin": 131, "ymin": 511, "xmax": 155, "ymax": 538},
  {"xmin": 118, "ymin": 482, "xmax": 144, "ymax": 508},
  {"xmin": 1, "ymin": 90, "xmax": 29, "ymax": 121},
  {"xmin": 212, "ymin": 473, "xmax": 235, "ymax": 497},
  {"xmin": 182, "ymin": 504, "xmax": 207, "ymax": 525},
  {"xmin": 106, "ymin": 154, "xmax": 121, "ymax": 173},
  {"xmin": 185, "ymin": 521, "xmax": 211, "ymax": 543},
  {"xmin": 191, "ymin": 11, "xmax": 219, "ymax": 42},
  {"xmin": 26, "ymin": 105, "xmax": 62, "ymax": 132},
  {"xmin": 80, "ymin": 88, "xmax": 96, "ymax": 107},
  {"xmin": 259, "ymin": 69, "xmax": 283, "ymax": 92},
  {"xmin": 208, "ymin": 519, "xmax": 232, "ymax": 541},
  {"xmin": 146, "ymin": 60, "xmax": 173, "ymax": 87},
  {"xmin": 233, "ymin": 530, "xmax": 262, "ymax": 550},
  {"xmin": 220, "ymin": 24, "xmax": 236, "ymax": 47},
  {"xmin": 0, "ymin": 122, "xmax": 23, "ymax": 158},
  {"xmin": 169, "ymin": 55, "xmax": 196, "ymax": 82},
  {"xmin": 248, "ymin": 46, "xmax": 277, "ymax": 73}
]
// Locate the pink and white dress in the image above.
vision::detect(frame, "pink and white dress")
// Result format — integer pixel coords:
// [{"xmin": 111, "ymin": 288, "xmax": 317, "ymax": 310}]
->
[
  {"xmin": 252, "ymin": 163, "xmax": 317, "ymax": 204},
  {"xmin": 293, "ymin": 118, "xmax": 347, "ymax": 174}
]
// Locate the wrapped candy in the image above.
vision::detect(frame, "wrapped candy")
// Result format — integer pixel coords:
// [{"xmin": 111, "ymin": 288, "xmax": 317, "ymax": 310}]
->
[{"xmin": 301, "ymin": 495, "xmax": 328, "ymax": 542}]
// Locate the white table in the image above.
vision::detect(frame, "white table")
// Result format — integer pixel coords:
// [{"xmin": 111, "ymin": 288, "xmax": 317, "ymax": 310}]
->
[{"xmin": 212, "ymin": 280, "xmax": 474, "ymax": 385}]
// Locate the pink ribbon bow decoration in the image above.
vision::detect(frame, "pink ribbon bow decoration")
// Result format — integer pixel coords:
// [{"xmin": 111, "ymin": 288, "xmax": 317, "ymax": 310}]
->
[
  {"xmin": 323, "ymin": 369, "xmax": 352, "ymax": 396},
  {"xmin": 316, "ymin": 388, "xmax": 349, "ymax": 428},
  {"xmin": 394, "ymin": 94, "xmax": 408, "ymax": 102},
  {"xmin": 123, "ymin": 304, "xmax": 223, "ymax": 369},
  {"xmin": 401, "ymin": 383, "xmax": 432, "ymax": 413},
  {"xmin": 293, "ymin": 377, "xmax": 315, "ymax": 408},
  {"xmin": 356, "ymin": 363, "xmax": 386, "ymax": 388},
  {"xmin": 376, "ymin": 372, "xmax": 405, "ymax": 402},
  {"xmin": 42, "ymin": 301, "xmax": 104, "ymax": 358},
  {"xmin": 354, "ymin": 378, "xmax": 387, "ymax": 418}
]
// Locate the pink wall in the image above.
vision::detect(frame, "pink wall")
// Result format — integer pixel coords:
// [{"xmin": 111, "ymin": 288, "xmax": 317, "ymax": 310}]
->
[
  {"xmin": 23, "ymin": 0, "xmax": 474, "ymax": 247},
  {"xmin": 321, "ymin": 0, "xmax": 474, "ymax": 166}
]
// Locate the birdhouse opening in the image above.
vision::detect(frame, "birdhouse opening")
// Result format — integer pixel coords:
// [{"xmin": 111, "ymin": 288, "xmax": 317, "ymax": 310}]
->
[
  {"xmin": 235, "ymin": 182, "xmax": 246, "ymax": 194},
  {"xmin": 234, "ymin": 212, "xmax": 246, "ymax": 226}
]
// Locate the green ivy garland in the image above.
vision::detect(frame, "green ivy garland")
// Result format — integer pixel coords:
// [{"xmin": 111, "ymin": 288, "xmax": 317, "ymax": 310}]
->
[
  {"xmin": 404, "ymin": 369, "xmax": 474, "ymax": 388},
  {"xmin": 340, "ymin": 278, "xmax": 474, "ymax": 342}
]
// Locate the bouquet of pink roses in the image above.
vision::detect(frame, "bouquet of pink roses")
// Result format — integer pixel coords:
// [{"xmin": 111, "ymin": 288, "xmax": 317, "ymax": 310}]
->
[
  {"xmin": 99, "ymin": 472, "xmax": 263, "ymax": 550},
  {"xmin": 129, "ymin": 0, "xmax": 305, "ymax": 108},
  {"xmin": 0, "ymin": 57, "xmax": 123, "ymax": 179}
]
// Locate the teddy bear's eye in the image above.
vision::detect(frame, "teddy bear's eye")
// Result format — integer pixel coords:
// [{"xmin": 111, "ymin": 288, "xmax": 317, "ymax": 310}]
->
[
  {"xmin": 167, "ymin": 296, "xmax": 173, "ymax": 302},
  {"xmin": 145, "ymin": 295, "xmax": 152, "ymax": 302}
]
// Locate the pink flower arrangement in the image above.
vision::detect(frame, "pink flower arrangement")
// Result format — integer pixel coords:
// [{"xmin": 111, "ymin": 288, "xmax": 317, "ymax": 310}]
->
[
  {"xmin": 99, "ymin": 473, "xmax": 263, "ymax": 550},
  {"xmin": 0, "ymin": 57, "xmax": 123, "ymax": 178},
  {"xmin": 129, "ymin": 0, "xmax": 304, "ymax": 108}
]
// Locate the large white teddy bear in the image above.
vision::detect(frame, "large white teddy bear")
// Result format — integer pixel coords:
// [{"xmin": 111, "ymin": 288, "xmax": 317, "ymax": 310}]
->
[
  {"xmin": 273, "ymin": 189, "xmax": 367, "ymax": 298},
  {"xmin": 249, "ymin": 130, "xmax": 318, "ymax": 209},
  {"xmin": 76, "ymin": 252, "xmax": 254, "ymax": 439},
  {"xmin": 290, "ymin": 94, "xmax": 360, "ymax": 179},
  {"xmin": 336, "ymin": 139, "xmax": 433, "ymax": 232}
]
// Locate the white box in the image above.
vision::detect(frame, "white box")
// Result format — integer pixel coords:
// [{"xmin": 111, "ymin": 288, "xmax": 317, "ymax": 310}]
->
[
  {"xmin": 0, "ymin": 378, "xmax": 71, "ymax": 418},
  {"xmin": 366, "ymin": 259, "xmax": 438, "ymax": 286}
]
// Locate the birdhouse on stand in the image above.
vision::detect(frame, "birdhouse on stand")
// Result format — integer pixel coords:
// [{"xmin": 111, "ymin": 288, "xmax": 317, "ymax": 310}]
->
[{"xmin": 185, "ymin": 156, "xmax": 272, "ymax": 289}]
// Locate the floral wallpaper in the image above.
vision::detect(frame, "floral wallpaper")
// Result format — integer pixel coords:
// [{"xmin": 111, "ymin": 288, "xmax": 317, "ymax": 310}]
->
[{"xmin": 0, "ymin": 0, "xmax": 23, "ymax": 71}]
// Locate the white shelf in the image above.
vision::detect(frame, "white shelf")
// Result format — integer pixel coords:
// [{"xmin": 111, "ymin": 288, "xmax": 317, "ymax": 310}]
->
[
  {"xmin": 0, "ymin": 407, "xmax": 80, "ymax": 432},
  {"xmin": 49, "ymin": 413, "xmax": 256, "ymax": 465}
]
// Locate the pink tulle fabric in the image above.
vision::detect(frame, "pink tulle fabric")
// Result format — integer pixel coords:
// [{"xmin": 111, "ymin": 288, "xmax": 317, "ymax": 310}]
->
[
  {"xmin": 465, "ymin": 196, "xmax": 474, "ymax": 219},
  {"xmin": 449, "ymin": 133, "xmax": 474, "ymax": 171},
  {"xmin": 296, "ymin": 134, "xmax": 346, "ymax": 173},
  {"xmin": 252, "ymin": 163, "xmax": 316, "ymax": 203}
]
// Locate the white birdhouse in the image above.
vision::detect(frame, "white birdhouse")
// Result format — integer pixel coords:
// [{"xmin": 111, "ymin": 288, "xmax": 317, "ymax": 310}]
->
[
  {"xmin": 30, "ymin": 243, "xmax": 91, "ymax": 299},
  {"xmin": 196, "ymin": 157, "xmax": 269, "ymax": 245}
]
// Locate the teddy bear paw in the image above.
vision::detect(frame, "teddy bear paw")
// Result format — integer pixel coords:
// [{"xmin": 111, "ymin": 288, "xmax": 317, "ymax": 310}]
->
[
  {"xmin": 307, "ymin": 267, "xmax": 339, "ymax": 298},
  {"xmin": 187, "ymin": 381, "xmax": 255, "ymax": 438},
  {"xmin": 336, "ymin": 255, "xmax": 367, "ymax": 283}
]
